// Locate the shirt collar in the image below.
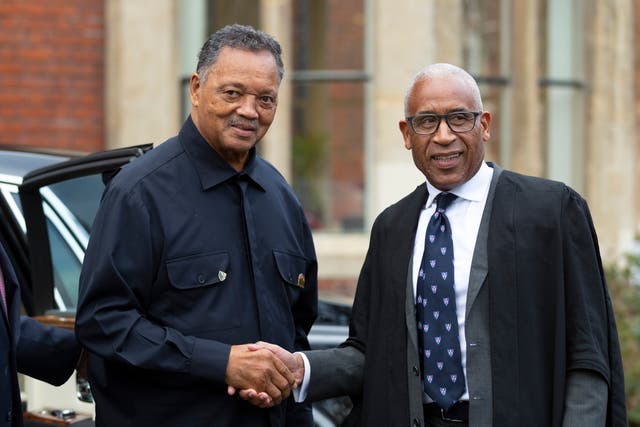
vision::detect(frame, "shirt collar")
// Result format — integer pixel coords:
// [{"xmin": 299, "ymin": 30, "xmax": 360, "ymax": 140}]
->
[
  {"xmin": 179, "ymin": 116, "xmax": 268, "ymax": 191},
  {"xmin": 425, "ymin": 161, "xmax": 493, "ymax": 208}
]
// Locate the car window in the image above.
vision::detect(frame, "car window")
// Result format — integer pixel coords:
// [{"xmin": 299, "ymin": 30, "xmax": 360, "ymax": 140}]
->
[
  {"xmin": 46, "ymin": 216, "xmax": 81, "ymax": 311},
  {"xmin": 46, "ymin": 174, "xmax": 103, "ymax": 232},
  {"xmin": 41, "ymin": 174, "xmax": 106, "ymax": 312}
]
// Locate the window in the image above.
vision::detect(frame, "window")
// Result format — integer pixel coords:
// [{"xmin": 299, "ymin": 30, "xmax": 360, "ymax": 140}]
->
[
  {"xmin": 463, "ymin": 0, "xmax": 509, "ymax": 165},
  {"xmin": 42, "ymin": 175, "xmax": 104, "ymax": 311},
  {"xmin": 291, "ymin": 0, "xmax": 367, "ymax": 232}
]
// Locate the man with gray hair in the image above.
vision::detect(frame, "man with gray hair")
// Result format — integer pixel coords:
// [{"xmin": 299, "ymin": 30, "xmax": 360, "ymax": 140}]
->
[
  {"xmin": 244, "ymin": 63, "xmax": 626, "ymax": 426},
  {"xmin": 76, "ymin": 24, "xmax": 317, "ymax": 427}
]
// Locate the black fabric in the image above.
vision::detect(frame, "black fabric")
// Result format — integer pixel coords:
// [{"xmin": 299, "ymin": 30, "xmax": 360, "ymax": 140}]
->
[
  {"xmin": 0, "ymin": 244, "xmax": 80, "ymax": 427},
  {"xmin": 76, "ymin": 116, "xmax": 317, "ymax": 427},
  {"xmin": 424, "ymin": 400, "xmax": 469, "ymax": 422},
  {"xmin": 341, "ymin": 166, "xmax": 626, "ymax": 427}
]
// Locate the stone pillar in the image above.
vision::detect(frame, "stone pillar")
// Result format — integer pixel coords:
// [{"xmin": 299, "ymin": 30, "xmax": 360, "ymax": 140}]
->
[
  {"xmin": 585, "ymin": 0, "xmax": 636, "ymax": 260},
  {"xmin": 105, "ymin": 0, "xmax": 180, "ymax": 149},
  {"xmin": 433, "ymin": 0, "xmax": 463, "ymax": 64},
  {"xmin": 260, "ymin": 0, "xmax": 292, "ymax": 181},
  {"xmin": 635, "ymin": 2, "xmax": 640, "ymax": 241},
  {"xmin": 509, "ymin": 0, "xmax": 543, "ymax": 176},
  {"xmin": 370, "ymin": 0, "xmax": 434, "ymax": 217}
]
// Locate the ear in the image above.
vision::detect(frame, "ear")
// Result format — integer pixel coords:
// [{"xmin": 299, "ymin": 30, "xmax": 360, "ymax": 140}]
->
[
  {"xmin": 479, "ymin": 111, "xmax": 492, "ymax": 142},
  {"xmin": 189, "ymin": 73, "xmax": 201, "ymax": 107},
  {"xmin": 399, "ymin": 120, "xmax": 413, "ymax": 150}
]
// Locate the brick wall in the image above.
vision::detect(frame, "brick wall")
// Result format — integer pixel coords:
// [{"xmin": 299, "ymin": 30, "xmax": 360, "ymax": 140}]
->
[{"xmin": 0, "ymin": 1, "xmax": 104, "ymax": 152}]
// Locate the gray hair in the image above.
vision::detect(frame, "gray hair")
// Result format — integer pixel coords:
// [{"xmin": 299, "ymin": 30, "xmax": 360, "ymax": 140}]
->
[
  {"xmin": 196, "ymin": 24, "xmax": 284, "ymax": 83},
  {"xmin": 403, "ymin": 63, "xmax": 483, "ymax": 116}
]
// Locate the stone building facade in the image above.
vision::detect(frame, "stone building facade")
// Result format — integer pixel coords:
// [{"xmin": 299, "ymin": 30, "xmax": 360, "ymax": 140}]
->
[{"xmin": 1, "ymin": 0, "xmax": 638, "ymax": 299}]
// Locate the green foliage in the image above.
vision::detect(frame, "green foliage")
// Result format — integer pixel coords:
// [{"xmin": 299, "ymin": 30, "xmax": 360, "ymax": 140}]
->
[
  {"xmin": 607, "ymin": 250, "xmax": 640, "ymax": 424},
  {"xmin": 292, "ymin": 133, "xmax": 326, "ymax": 179},
  {"xmin": 291, "ymin": 133, "xmax": 327, "ymax": 219}
]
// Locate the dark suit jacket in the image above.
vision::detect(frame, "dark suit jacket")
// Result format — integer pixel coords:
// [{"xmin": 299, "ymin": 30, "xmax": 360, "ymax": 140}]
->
[
  {"xmin": 0, "ymin": 244, "xmax": 81, "ymax": 427},
  {"xmin": 318, "ymin": 166, "xmax": 626, "ymax": 426}
]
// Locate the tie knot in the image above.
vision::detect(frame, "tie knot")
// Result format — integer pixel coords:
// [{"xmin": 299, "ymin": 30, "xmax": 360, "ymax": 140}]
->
[{"xmin": 435, "ymin": 192, "xmax": 457, "ymax": 212}]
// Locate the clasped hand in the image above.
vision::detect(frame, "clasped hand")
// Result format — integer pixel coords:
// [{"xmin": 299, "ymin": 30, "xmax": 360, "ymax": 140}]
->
[{"xmin": 226, "ymin": 341, "xmax": 304, "ymax": 408}]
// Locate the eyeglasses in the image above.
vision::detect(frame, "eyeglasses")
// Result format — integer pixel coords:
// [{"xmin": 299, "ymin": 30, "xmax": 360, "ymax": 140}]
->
[{"xmin": 406, "ymin": 111, "xmax": 482, "ymax": 135}]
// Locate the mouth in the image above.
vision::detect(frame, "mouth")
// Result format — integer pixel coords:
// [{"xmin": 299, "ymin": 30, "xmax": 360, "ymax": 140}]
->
[
  {"xmin": 432, "ymin": 152, "xmax": 461, "ymax": 161},
  {"xmin": 234, "ymin": 123, "xmax": 256, "ymax": 131},
  {"xmin": 228, "ymin": 119, "xmax": 258, "ymax": 137}
]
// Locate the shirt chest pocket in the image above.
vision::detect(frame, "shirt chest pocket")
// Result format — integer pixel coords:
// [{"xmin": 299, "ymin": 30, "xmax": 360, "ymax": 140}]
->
[
  {"xmin": 273, "ymin": 250, "xmax": 308, "ymax": 290},
  {"xmin": 166, "ymin": 252, "xmax": 230, "ymax": 290}
]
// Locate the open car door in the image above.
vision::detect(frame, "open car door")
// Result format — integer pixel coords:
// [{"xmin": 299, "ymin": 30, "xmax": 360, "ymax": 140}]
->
[{"xmin": 16, "ymin": 144, "xmax": 151, "ymax": 426}]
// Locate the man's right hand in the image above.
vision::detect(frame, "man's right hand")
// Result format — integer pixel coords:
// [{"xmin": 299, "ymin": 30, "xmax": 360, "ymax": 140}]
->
[
  {"xmin": 252, "ymin": 341, "xmax": 305, "ymax": 387},
  {"xmin": 225, "ymin": 344, "xmax": 295, "ymax": 406},
  {"xmin": 229, "ymin": 342, "xmax": 306, "ymax": 408}
]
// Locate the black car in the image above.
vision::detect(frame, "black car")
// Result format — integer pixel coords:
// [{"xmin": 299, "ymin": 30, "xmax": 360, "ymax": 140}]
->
[{"xmin": 0, "ymin": 145, "xmax": 351, "ymax": 426}]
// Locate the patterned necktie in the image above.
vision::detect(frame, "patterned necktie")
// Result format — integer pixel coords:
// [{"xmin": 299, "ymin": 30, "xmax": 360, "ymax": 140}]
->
[{"xmin": 416, "ymin": 192, "xmax": 465, "ymax": 410}]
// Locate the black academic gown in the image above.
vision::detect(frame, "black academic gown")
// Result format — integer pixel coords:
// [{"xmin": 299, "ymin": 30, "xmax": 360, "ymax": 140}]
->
[{"xmin": 343, "ymin": 168, "xmax": 626, "ymax": 426}]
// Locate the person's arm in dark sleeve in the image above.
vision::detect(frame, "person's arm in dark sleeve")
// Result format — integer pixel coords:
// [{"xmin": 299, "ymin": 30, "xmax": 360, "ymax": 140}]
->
[
  {"xmin": 301, "ymin": 217, "xmax": 381, "ymax": 401},
  {"xmin": 17, "ymin": 316, "xmax": 81, "ymax": 386},
  {"xmin": 561, "ymin": 188, "xmax": 626, "ymax": 425},
  {"xmin": 562, "ymin": 369, "xmax": 607, "ymax": 427},
  {"xmin": 75, "ymin": 184, "xmax": 231, "ymax": 384}
]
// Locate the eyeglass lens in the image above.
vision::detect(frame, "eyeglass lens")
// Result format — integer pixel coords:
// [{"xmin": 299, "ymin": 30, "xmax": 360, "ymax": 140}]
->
[{"xmin": 411, "ymin": 112, "xmax": 477, "ymax": 134}]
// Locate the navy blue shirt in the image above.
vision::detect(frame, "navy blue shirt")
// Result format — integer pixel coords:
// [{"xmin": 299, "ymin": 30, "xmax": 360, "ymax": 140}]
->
[{"xmin": 76, "ymin": 117, "xmax": 317, "ymax": 427}]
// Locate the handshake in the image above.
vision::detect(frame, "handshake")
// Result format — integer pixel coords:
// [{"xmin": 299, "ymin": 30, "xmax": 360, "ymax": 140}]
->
[{"xmin": 225, "ymin": 341, "xmax": 304, "ymax": 408}]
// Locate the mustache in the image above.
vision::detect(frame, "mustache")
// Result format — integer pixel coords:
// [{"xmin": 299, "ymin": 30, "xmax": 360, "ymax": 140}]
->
[{"xmin": 227, "ymin": 117, "xmax": 258, "ymax": 130}]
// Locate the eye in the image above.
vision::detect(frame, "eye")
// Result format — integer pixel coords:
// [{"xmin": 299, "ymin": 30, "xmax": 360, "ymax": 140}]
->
[
  {"xmin": 221, "ymin": 89, "xmax": 242, "ymax": 100},
  {"xmin": 258, "ymin": 95, "xmax": 276, "ymax": 109},
  {"xmin": 414, "ymin": 114, "xmax": 438, "ymax": 126},
  {"xmin": 448, "ymin": 112, "xmax": 472, "ymax": 125}
]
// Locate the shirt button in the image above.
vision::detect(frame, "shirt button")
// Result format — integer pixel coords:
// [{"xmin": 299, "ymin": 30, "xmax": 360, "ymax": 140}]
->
[
  {"xmin": 197, "ymin": 274, "xmax": 205, "ymax": 284},
  {"xmin": 412, "ymin": 365, "xmax": 420, "ymax": 376}
]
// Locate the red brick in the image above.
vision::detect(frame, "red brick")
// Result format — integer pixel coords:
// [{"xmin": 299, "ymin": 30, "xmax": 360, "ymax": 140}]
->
[{"xmin": 0, "ymin": 0, "xmax": 104, "ymax": 151}]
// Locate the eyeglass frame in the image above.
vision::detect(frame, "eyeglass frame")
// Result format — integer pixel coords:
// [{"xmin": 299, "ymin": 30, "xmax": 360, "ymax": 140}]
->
[{"xmin": 405, "ymin": 111, "xmax": 482, "ymax": 135}]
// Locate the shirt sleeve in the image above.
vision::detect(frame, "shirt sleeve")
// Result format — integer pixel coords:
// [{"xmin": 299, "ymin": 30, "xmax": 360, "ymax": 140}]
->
[
  {"xmin": 75, "ymin": 184, "xmax": 230, "ymax": 384},
  {"xmin": 17, "ymin": 316, "xmax": 81, "ymax": 386},
  {"xmin": 292, "ymin": 352, "xmax": 311, "ymax": 402}
]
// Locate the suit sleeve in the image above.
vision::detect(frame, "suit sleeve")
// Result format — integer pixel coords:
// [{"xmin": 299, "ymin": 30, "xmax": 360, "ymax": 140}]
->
[
  {"xmin": 303, "ymin": 346, "xmax": 364, "ymax": 402},
  {"xmin": 300, "ymin": 218, "xmax": 385, "ymax": 402},
  {"xmin": 297, "ymin": 216, "xmax": 382, "ymax": 403},
  {"xmin": 562, "ymin": 369, "xmax": 607, "ymax": 427},
  {"xmin": 17, "ymin": 316, "xmax": 81, "ymax": 386},
  {"xmin": 75, "ymin": 184, "xmax": 230, "ymax": 384}
]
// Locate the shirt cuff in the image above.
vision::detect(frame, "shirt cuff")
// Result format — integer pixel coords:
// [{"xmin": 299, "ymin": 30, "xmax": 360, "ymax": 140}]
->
[
  {"xmin": 293, "ymin": 352, "xmax": 311, "ymax": 402},
  {"xmin": 190, "ymin": 337, "xmax": 231, "ymax": 384}
]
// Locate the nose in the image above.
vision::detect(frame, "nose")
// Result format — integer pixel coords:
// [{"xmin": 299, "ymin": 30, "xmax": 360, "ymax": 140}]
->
[
  {"xmin": 236, "ymin": 95, "xmax": 259, "ymax": 119},
  {"xmin": 432, "ymin": 117, "xmax": 456, "ymax": 145}
]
